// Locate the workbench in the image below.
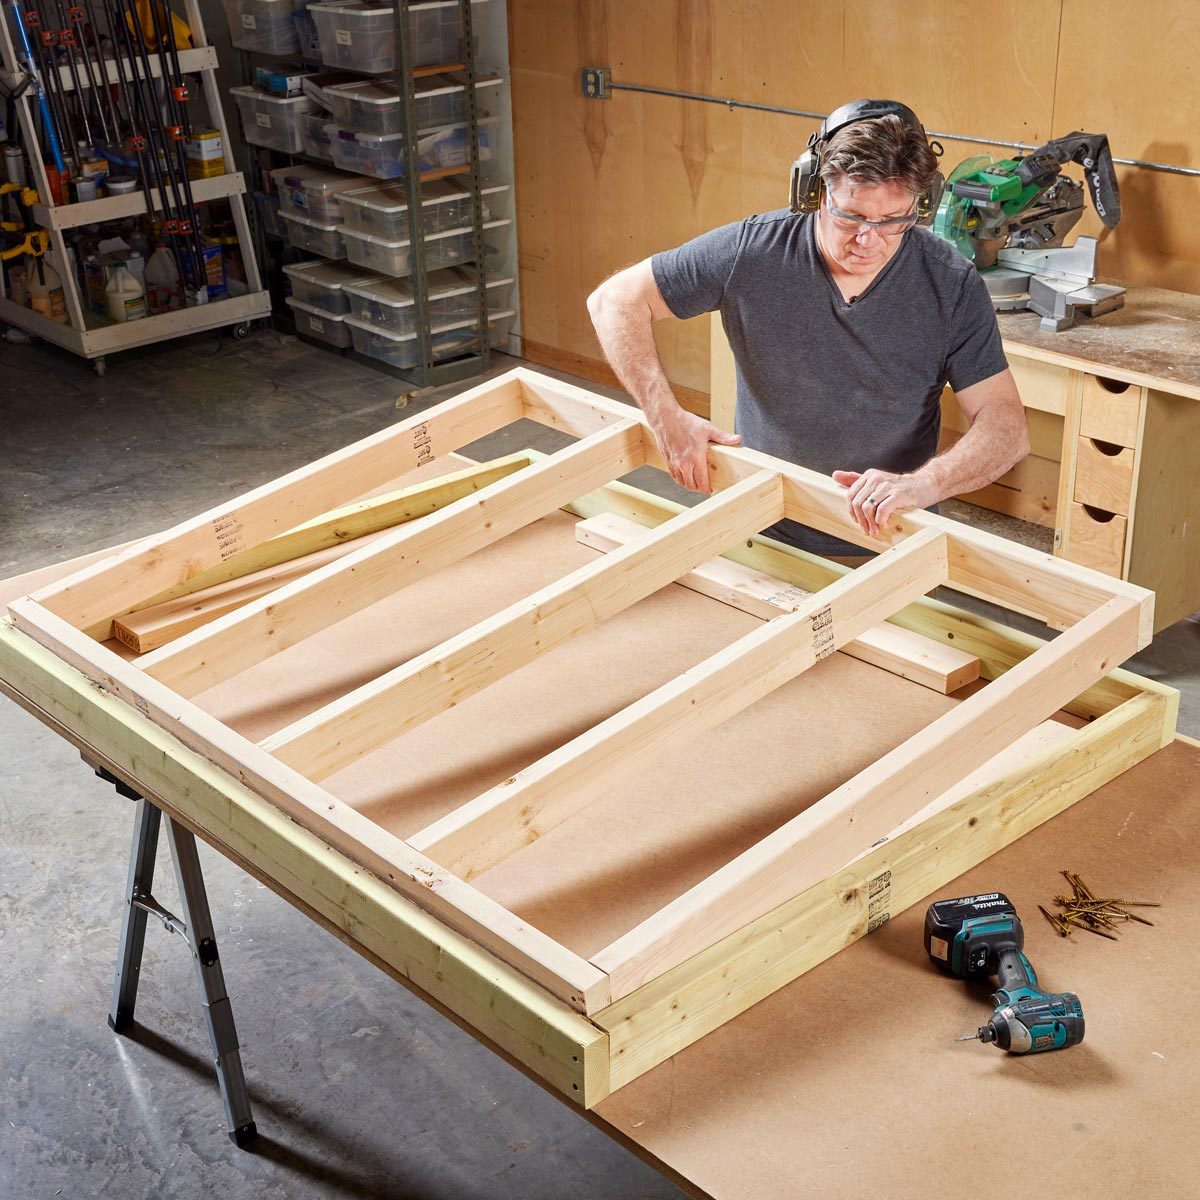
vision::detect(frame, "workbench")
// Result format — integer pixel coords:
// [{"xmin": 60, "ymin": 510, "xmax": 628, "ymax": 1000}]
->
[
  {"xmin": 2, "ymin": 469, "xmax": 1195, "ymax": 1198},
  {"xmin": 711, "ymin": 284, "xmax": 1200, "ymax": 631}
]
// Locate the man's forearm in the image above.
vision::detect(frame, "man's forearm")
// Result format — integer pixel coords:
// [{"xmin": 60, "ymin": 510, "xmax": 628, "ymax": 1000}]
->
[
  {"xmin": 913, "ymin": 403, "xmax": 1030, "ymax": 501},
  {"xmin": 588, "ymin": 297, "xmax": 685, "ymax": 428}
]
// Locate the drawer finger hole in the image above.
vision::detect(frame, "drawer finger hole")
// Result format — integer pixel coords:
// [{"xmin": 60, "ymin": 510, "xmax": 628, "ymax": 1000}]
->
[
  {"xmin": 1081, "ymin": 504, "xmax": 1118, "ymax": 523},
  {"xmin": 1090, "ymin": 438, "xmax": 1125, "ymax": 457},
  {"xmin": 1093, "ymin": 376, "xmax": 1132, "ymax": 394}
]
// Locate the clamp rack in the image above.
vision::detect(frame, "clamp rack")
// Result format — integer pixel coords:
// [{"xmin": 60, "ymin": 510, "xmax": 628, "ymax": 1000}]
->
[{"xmin": 0, "ymin": 0, "xmax": 270, "ymax": 375}]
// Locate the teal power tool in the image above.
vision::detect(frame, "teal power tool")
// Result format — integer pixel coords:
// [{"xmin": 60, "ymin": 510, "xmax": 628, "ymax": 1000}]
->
[{"xmin": 924, "ymin": 893, "xmax": 1085, "ymax": 1054}]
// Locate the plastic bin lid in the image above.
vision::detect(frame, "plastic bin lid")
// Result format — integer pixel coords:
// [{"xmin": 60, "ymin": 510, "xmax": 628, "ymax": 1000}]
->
[
  {"xmin": 338, "ymin": 176, "xmax": 501, "ymax": 212},
  {"xmin": 229, "ymin": 85, "xmax": 317, "ymax": 107},
  {"xmin": 344, "ymin": 267, "xmax": 512, "ymax": 307},
  {"xmin": 280, "ymin": 209, "xmax": 343, "ymax": 232},
  {"xmin": 337, "ymin": 178, "xmax": 509, "ymax": 213},
  {"xmin": 306, "ymin": 2, "xmax": 394, "ymax": 16},
  {"xmin": 310, "ymin": 0, "xmax": 487, "ymax": 11},
  {"xmin": 325, "ymin": 113, "xmax": 499, "ymax": 144},
  {"xmin": 271, "ymin": 164, "xmax": 377, "ymax": 193},
  {"xmin": 282, "ymin": 258, "xmax": 384, "ymax": 287},
  {"xmin": 286, "ymin": 295, "xmax": 349, "ymax": 322},
  {"xmin": 339, "ymin": 216, "xmax": 509, "ymax": 249},
  {"xmin": 344, "ymin": 306, "xmax": 513, "ymax": 343},
  {"xmin": 323, "ymin": 74, "xmax": 504, "ymax": 105}
]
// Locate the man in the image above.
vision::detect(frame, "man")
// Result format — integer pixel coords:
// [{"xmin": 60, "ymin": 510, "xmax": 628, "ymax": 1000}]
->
[{"xmin": 586, "ymin": 99, "xmax": 1029, "ymax": 559}]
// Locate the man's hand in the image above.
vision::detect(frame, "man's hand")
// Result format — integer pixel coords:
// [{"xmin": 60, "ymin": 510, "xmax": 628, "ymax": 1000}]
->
[
  {"xmin": 832, "ymin": 468, "xmax": 936, "ymax": 536},
  {"xmin": 652, "ymin": 409, "xmax": 742, "ymax": 493}
]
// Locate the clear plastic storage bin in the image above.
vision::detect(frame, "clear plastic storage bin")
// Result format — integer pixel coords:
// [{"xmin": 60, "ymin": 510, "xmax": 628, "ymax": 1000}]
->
[
  {"xmin": 269, "ymin": 164, "xmax": 376, "ymax": 223},
  {"xmin": 299, "ymin": 111, "xmax": 336, "ymax": 161},
  {"xmin": 224, "ymin": 0, "xmax": 305, "ymax": 54},
  {"xmin": 230, "ymin": 86, "xmax": 316, "ymax": 153},
  {"xmin": 281, "ymin": 209, "xmax": 347, "ymax": 258},
  {"xmin": 254, "ymin": 190, "xmax": 287, "ymax": 240},
  {"xmin": 287, "ymin": 297, "xmax": 354, "ymax": 348},
  {"xmin": 340, "ymin": 217, "xmax": 509, "ymax": 277},
  {"xmin": 343, "ymin": 267, "xmax": 514, "ymax": 335},
  {"xmin": 292, "ymin": 0, "xmax": 329, "ymax": 56},
  {"xmin": 323, "ymin": 74, "xmax": 502, "ymax": 137},
  {"xmin": 310, "ymin": 1, "xmax": 485, "ymax": 73},
  {"xmin": 336, "ymin": 179, "xmax": 508, "ymax": 240},
  {"xmin": 283, "ymin": 258, "xmax": 383, "ymax": 313},
  {"xmin": 345, "ymin": 307, "xmax": 513, "ymax": 367},
  {"xmin": 326, "ymin": 119, "xmax": 493, "ymax": 179}
]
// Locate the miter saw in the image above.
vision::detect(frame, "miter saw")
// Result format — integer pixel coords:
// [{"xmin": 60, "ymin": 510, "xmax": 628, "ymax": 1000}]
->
[{"xmin": 933, "ymin": 132, "xmax": 1126, "ymax": 331}]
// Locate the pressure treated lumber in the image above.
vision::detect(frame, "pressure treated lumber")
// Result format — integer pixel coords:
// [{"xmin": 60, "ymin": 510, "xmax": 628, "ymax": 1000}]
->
[
  {"xmin": 125, "ymin": 452, "xmax": 537, "ymax": 617},
  {"xmin": 34, "ymin": 375, "xmax": 525, "ymax": 638},
  {"xmin": 592, "ymin": 593, "xmax": 1143, "ymax": 1001},
  {"xmin": 0, "ymin": 619, "xmax": 610, "ymax": 1106},
  {"xmin": 574, "ymin": 512, "xmax": 979, "ymax": 694},
  {"xmin": 410, "ymin": 528, "xmax": 948, "ymax": 879},
  {"xmin": 4, "ymin": 600, "xmax": 611, "ymax": 1013},
  {"xmin": 262, "ymin": 470, "xmax": 786, "ymax": 780},
  {"xmin": 136, "ymin": 422, "xmax": 647, "ymax": 696},
  {"xmin": 592, "ymin": 688, "xmax": 1173, "ymax": 1089}
]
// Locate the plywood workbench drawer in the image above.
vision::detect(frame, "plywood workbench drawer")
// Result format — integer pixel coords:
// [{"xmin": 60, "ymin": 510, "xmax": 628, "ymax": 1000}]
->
[
  {"xmin": 1080, "ymin": 374, "xmax": 1143, "ymax": 447},
  {"xmin": 1009, "ymin": 354, "xmax": 1071, "ymax": 415},
  {"xmin": 1072, "ymin": 436, "xmax": 1136, "ymax": 515},
  {"xmin": 1065, "ymin": 502, "xmax": 1127, "ymax": 575}
]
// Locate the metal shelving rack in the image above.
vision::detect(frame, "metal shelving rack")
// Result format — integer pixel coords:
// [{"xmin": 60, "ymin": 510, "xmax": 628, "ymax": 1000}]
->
[
  {"xmin": 0, "ymin": 0, "xmax": 270, "ymax": 374},
  {"xmin": 389, "ymin": 0, "xmax": 491, "ymax": 390},
  {"xmin": 236, "ymin": 0, "xmax": 504, "ymax": 389}
]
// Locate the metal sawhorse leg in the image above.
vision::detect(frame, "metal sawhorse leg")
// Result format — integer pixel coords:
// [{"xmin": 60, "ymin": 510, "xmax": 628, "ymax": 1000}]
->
[{"xmin": 94, "ymin": 762, "xmax": 258, "ymax": 1147}]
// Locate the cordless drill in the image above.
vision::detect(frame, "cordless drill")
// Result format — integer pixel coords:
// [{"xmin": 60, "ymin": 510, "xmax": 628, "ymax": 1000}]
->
[{"xmin": 923, "ymin": 893, "xmax": 1085, "ymax": 1054}]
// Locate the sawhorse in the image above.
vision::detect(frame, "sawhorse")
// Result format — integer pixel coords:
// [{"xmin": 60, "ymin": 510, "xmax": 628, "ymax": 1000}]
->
[{"xmin": 93, "ymin": 760, "xmax": 258, "ymax": 1147}]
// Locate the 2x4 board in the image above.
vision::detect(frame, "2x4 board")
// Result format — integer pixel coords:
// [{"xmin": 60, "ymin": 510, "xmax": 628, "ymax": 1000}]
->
[{"xmin": 4, "ymin": 367, "xmax": 1177, "ymax": 1108}]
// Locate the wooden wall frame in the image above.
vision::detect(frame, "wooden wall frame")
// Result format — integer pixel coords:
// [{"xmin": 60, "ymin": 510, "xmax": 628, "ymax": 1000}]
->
[{"xmin": 5, "ymin": 367, "xmax": 1174, "ymax": 1108}]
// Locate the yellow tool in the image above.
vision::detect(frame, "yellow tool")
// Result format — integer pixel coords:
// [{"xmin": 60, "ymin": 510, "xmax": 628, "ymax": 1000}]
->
[
  {"xmin": 125, "ymin": 0, "xmax": 192, "ymax": 51},
  {"xmin": 0, "ymin": 183, "xmax": 48, "ymax": 262}
]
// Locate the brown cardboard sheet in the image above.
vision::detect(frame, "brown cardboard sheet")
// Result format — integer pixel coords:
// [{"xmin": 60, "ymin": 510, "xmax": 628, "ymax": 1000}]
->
[{"xmin": 593, "ymin": 737, "xmax": 1200, "ymax": 1199}]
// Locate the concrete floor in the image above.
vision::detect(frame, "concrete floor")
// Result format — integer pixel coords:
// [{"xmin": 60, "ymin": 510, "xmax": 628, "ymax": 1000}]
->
[{"xmin": 1, "ymin": 327, "xmax": 1197, "ymax": 1199}]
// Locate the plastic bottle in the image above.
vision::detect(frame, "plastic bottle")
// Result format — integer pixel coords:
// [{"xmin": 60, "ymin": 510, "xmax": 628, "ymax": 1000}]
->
[
  {"xmin": 105, "ymin": 261, "xmax": 147, "ymax": 322},
  {"xmin": 28, "ymin": 257, "xmax": 68, "ymax": 323},
  {"xmin": 145, "ymin": 244, "xmax": 183, "ymax": 314},
  {"xmin": 126, "ymin": 250, "xmax": 146, "ymax": 292},
  {"xmin": 9, "ymin": 263, "xmax": 29, "ymax": 308}
]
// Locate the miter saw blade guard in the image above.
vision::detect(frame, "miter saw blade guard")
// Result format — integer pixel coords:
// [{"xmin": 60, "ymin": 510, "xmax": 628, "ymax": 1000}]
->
[{"xmin": 933, "ymin": 133, "xmax": 1127, "ymax": 331}]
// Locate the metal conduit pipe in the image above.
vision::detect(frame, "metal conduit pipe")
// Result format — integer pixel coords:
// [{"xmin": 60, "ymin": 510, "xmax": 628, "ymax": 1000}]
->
[{"xmin": 586, "ymin": 76, "xmax": 1200, "ymax": 180}]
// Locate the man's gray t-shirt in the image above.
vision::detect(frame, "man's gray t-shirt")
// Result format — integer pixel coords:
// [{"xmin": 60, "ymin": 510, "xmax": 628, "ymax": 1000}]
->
[{"xmin": 651, "ymin": 210, "xmax": 1008, "ymax": 554}]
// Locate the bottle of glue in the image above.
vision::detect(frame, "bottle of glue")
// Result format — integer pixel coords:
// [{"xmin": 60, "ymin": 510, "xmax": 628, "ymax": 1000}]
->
[
  {"xmin": 145, "ymin": 243, "xmax": 183, "ymax": 313},
  {"xmin": 105, "ymin": 261, "xmax": 147, "ymax": 322}
]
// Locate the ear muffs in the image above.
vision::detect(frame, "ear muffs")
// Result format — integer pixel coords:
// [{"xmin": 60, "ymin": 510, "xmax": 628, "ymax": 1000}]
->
[{"xmin": 788, "ymin": 101, "xmax": 945, "ymax": 225}]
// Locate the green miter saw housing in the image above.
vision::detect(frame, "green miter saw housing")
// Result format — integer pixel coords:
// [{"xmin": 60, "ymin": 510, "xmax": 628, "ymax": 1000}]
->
[{"xmin": 932, "ymin": 132, "xmax": 1127, "ymax": 331}]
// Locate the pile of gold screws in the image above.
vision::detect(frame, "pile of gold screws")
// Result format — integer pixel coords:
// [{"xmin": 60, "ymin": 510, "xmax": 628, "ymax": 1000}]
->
[{"xmin": 1038, "ymin": 871, "xmax": 1160, "ymax": 941}]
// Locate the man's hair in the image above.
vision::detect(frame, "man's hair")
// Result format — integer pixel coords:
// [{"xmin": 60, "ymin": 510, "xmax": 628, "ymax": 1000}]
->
[{"xmin": 819, "ymin": 115, "xmax": 940, "ymax": 197}]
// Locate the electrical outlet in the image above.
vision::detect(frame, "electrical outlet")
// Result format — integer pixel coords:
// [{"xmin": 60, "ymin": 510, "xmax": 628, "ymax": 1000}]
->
[{"xmin": 581, "ymin": 67, "xmax": 612, "ymax": 100}]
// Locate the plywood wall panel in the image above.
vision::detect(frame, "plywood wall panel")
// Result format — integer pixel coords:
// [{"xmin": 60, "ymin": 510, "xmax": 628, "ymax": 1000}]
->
[
  {"xmin": 841, "ymin": 0, "xmax": 1058, "ymax": 141},
  {"xmin": 510, "ymin": 0, "xmax": 1199, "ymax": 398},
  {"xmin": 1052, "ymin": 0, "xmax": 1200, "ymax": 294}
]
